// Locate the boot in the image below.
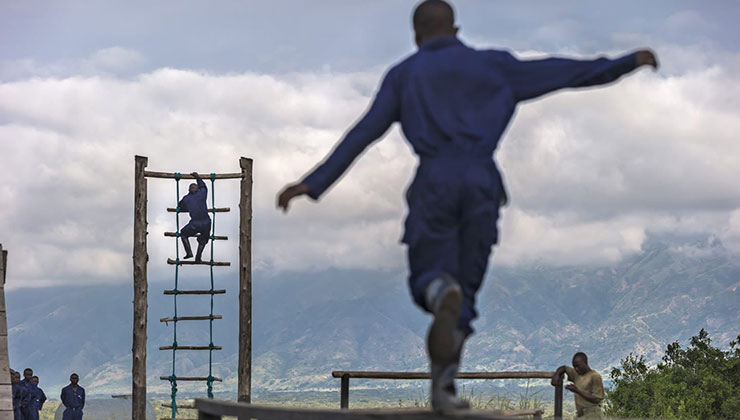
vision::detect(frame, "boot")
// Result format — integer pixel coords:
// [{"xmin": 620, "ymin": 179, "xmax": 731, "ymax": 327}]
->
[
  {"xmin": 195, "ymin": 242, "xmax": 206, "ymax": 263},
  {"xmin": 181, "ymin": 237, "xmax": 194, "ymax": 259},
  {"xmin": 431, "ymin": 329, "xmax": 470, "ymax": 411},
  {"xmin": 425, "ymin": 274, "xmax": 463, "ymax": 364}
]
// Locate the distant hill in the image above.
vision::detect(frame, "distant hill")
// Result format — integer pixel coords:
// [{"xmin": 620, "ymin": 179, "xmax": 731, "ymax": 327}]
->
[{"xmin": 7, "ymin": 235, "xmax": 739, "ymax": 399}]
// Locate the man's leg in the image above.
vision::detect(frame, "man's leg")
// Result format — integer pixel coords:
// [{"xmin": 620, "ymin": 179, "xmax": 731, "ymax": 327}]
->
[
  {"xmin": 194, "ymin": 222, "xmax": 212, "ymax": 263},
  {"xmin": 180, "ymin": 223, "xmax": 196, "ymax": 259}
]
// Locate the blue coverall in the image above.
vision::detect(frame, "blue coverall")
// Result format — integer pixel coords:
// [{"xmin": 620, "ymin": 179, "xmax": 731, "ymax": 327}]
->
[
  {"xmin": 29, "ymin": 386, "xmax": 46, "ymax": 420},
  {"xmin": 18, "ymin": 381, "xmax": 37, "ymax": 420},
  {"xmin": 179, "ymin": 176, "xmax": 212, "ymax": 245},
  {"xmin": 12, "ymin": 382, "xmax": 23, "ymax": 420},
  {"xmin": 61, "ymin": 384, "xmax": 85, "ymax": 420},
  {"xmin": 302, "ymin": 36, "xmax": 638, "ymax": 334}
]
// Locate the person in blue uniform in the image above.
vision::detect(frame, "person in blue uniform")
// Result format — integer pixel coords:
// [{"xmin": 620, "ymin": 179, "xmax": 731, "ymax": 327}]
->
[
  {"xmin": 11, "ymin": 370, "xmax": 23, "ymax": 420},
  {"xmin": 277, "ymin": 0, "xmax": 657, "ymax": 411},
  {"xmin": 30, "ymin": 376, "xmax": 46, "ymax": 420},
  {"xmin": 19, "ymin": 368, "xmax": 39, "ymax": 420},
  {"xmin": 60, "ymin": 373, "xmax": 85, "ymax": 420},
  {"xmin": 178, "ymin": 172, "xmax": 212, "ymax": 262}
]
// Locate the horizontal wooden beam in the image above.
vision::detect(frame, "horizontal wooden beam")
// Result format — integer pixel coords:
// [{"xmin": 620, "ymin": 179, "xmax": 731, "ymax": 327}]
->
[
  {"xmin": 160, "ymin": 403, "xmax": 195, "ymax": 409},
  {"xmin": 159, "ymin": 345, "xmax": 222, "ymax": 351},
  {"xmin": 167, "ymin": 258, "xmax": 230, "ymax": 266},
  {"xmin": 160, "ymin": 315, "xmax": 223, "ymax": 322},
  {"xmin": 167, "ymin": 207, "xmax": 230, "ymax": 213},
  {"xmin": 163, "ymin": 289, "xmax": 226, "ymax": 295},
  {"xmin": 144, "ymin": 171, "xmax": 242, "ymax": 180},
  {"xmin": 331, "ymin": 371, "xmax": 554, "ymax": 380},
  {"xmin": 159, "ymin": 376, "xmax": 222, "ymax": 382},
  {"xmin": 164, "ymin": 232, "xmax": 228, "ymax": 240}
]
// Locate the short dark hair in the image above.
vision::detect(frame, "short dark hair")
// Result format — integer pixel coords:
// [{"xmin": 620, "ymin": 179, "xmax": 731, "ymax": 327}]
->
[
  {"xmin": 413, "ymin": 0, "xmax": 455, "ymax": 35},
  {"xmin": 23, "ymin": 368, "xmax": 33, "ymax": 374},
  {"xmin": 573, "ymin": 352, "xmax": 588, "ymax": 362},
  {"xmin": 32, "ymin": 376, "xmax": 39, "ymax": 380}
]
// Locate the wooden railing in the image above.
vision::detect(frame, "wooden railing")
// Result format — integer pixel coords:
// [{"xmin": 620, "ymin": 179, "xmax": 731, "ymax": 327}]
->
[{"xmin": 331, "ymin": 370, "xmax": 563, "ymax": 418}]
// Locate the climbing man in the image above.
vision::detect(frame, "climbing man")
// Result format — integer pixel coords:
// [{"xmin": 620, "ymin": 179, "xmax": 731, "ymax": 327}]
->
[
  {"xmin": 61, "ymin": 373, "xmax": 85, "ymax": 420},
  {"xmin": 19, "ymin": 368, "xmax": 38, "ymax": 420},
  {"xmin": 277, "ymin": 0, "xmax": 657, "ymax": 411},
  {"xmin": 552, "ymin": 352, "xmax": 605, "ymax": 418},
  {"xmin": 179, "ymin": 172, "xmax": 211, "ymax": 263},
  {"xmin": 30, "ymin": 376, "xmax": 47, "ymax": 420}
]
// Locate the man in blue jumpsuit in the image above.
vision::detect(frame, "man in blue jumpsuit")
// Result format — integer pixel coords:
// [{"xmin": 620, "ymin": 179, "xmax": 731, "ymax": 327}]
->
[
  {"xmin": 179, "ymin": 172, "xmax": 211, "ymax": 263},
  {"xmin": 61, "ymin": 373, "xmax": 85, "ymax": 420},
  {"xmin": 11, "ymin": 370, "xmax": 23, "ymax": 420},
  {"xmin": 30, "ymin": 376, "xmax": 47, "ymax": 420},
  {"xmin": 277, "ymin": 0, "xmax": 657, "ymax": 410},
  {"xmin": 19, "ymin": 368, "xmax": 39, "ymax": 420}
]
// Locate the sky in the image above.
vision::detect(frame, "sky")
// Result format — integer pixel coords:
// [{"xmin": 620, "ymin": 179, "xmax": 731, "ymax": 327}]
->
[{"xmin": 1, "ymin": 1, "xmax": 739, "ymax": 289}]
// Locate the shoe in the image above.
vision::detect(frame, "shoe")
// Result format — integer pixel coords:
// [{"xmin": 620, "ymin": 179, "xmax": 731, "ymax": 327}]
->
[
  {"xmin": 425, "ymin": 274, "xmax": 463, "ymax": 364},
  {"xmin": 195, "ymin": 242, "xmax": 206, "ymax": 263},
  {"xmin": 431, "ymin": 329, "xmax": 470, "ymax": 412},
  {"xmin": 181, "ymin": 237, "xmax": 194, "ymax": 259}
]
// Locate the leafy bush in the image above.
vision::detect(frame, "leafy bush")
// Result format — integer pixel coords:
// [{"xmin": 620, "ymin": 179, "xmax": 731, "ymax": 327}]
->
[{"xmin": 606, "ymin": 329, "xmax": 740, "ymax": 419}]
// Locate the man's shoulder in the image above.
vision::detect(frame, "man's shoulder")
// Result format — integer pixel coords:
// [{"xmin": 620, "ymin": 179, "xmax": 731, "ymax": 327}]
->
[{"xmin": 586, "ymin": 369, "xmax": 603, "ymax": 381}]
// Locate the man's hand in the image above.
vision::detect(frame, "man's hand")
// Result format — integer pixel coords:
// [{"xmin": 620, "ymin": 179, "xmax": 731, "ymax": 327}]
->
[
  {"xmin": 277, "ymin": 183, "xmax": 310, "ymax": 213},
  {"xmin": 635, "ymin": 49, "xmax": 659, "ymax": 70},
  {"xmin": 565, "ymin": 384, "xmax": 579, "ymax": 394},
  {"xmin": 190, "ymin": 171, "xmax": 200, "ymax": 178}
]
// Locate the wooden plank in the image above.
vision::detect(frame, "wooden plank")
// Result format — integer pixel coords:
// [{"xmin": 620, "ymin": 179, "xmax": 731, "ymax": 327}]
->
[
  {"xmin": 164, "ymin": 232, "xmax": 228, "ymax": 240},
  {"xmin": 331, "ymin": 371, "xmax": 554, "ymax": 380},
  {"xmin": 163, "ymin": 290, "xmax": 226, "ymax": 295},
  {"xmin": 132, "ymin": 155, "xmax": 149, "ymax": 420},
  {"xmin": 144, "ymin": 171, "xmax": 242, "ymax": 180},
  {"xmin": 160, "ymin": 315, "xmax": 222, "ymax": 323},
  {"xmin": 238, "ymin": 157, "xmax": 253, "ymax": 403},
  {"xmin": 167, "ymin": 207, "xmax": 230, "ymax": 213},
  {"xmin": 1, "ymin": 247, "xmax": 6, "ymax": 284},
  {"xmin": 167, "ymin": 259, "xmax": 230, "ymax": 266},
  {"xmin": 159, "ymin": 376, "xmax": 222, "ymax": 382},
  {"xmin": 158, "ymin": 346, "xmax": 222, "ymax": 351},
  {"xmin": 194, "ymin": 399, "xmax": 518, "ymax": 420}
]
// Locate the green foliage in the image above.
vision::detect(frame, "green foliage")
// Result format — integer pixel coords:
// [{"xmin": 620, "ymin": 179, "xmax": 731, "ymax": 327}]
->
[{"xmin": 606, "ymin": 329, "xmax": 740, "ymax": 419}]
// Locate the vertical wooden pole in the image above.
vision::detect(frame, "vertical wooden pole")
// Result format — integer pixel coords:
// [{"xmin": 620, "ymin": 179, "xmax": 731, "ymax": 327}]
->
[
  {"xmin": 340, "ymin": 374, "xmax": 350, "ymax": 410},
  {"xmin": 554, "ymin": 381, "xmax": 563, "ymax": 419},
  {"xmin": 238, "ymin": 157, "xmax": 253, "ymax": 403},
  {"xmin": 132, "ymin": 155, "xmax": 149, "ymax": 420},
  {"xmin": 0, "ymin": 244, "xmax": 13, "ymax": 417}
]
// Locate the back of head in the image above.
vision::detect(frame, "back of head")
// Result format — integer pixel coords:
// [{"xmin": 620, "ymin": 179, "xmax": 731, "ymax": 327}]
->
[{"xmin": 413, "ymin": 0, "xmax": 456, "ymax": 40}]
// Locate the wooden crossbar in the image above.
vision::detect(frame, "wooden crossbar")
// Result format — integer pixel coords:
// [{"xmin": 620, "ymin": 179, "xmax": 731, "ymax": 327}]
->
[
  {"xmin": 163, "ymin": 289, "xmax": 226, "ymax": 295},
  {"xmin": 331, "ymin": 371, "xmax": 553, "ymax": 380},
  {"xmin": 160, "ymin": 315, "xmax": 223, "ymax": 322},
  {"xmin": 167, "ymin": 207, "xmax": 230, "ymax": 213},
  {"xmin": 144, "ymin": 171, "xmax": 242, "ymax": 180},
  {"xmin": 159, "ymin": 345, "xmax": 222, "ymax": 351},
  {"xmin": 160, "ymin": 376, "xmax": 222, "ymax": 382},
  {"xmin": 164, "ymin": 232, "xmax": 228, "ymax": 240},
  {"xmin": 167, "ymin": 258, "xmax": 230, "ymax": 266}
]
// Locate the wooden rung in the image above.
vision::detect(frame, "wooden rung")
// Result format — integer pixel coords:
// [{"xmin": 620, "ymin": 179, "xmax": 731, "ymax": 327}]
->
[
  {"xmin": 167, "ymin": 258, "xmax": 230, "ymax": 266},
  {"xmin": 167, "ymin": 207, "xmax": 230, "ymax": 213},
  {"xmin": 159, "ymin": 345, "xmax": 222, "ymax": 351},
  {"xmin": 163, "ymin": 289, "xmax": 226, "ymax": 295},
  {"xmin": 160, "ymin": 315, "xmax": 223, "ymax": 322},
  {"xmin": 159, "ymin": 376, "xmax": 222, "ymax": 382},
  {"xmin": 160, "ymin": 403, "xmax": 195, "ymax": 409},
  {"xmin": 159, "ymin": 418, "xmax": 197, "ymax": 420},
  {"xmin": 164, "ymin": 232, "xmax": 228, "ymax": 240}
]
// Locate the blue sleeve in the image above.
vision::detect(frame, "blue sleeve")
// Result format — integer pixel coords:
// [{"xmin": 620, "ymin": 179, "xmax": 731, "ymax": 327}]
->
[
  {"xmin": 81, "ymin": 388, "xmax": 85, "ymax": 408},
  {"xmin": 60, "ymin": 388, "xmax": 68, "ymax": 407},
  {"xmin": 178, "ymin": 197, "xmax": 188, "ymax": 212},
  {"xmin": 39, "ymin": 389, "xmax": 46, "ymax": 408},
  {"xmin": 302, "ymin": 68, "xmax": 401, "ymax": 200},
  {"xmin": 495, "ymin": 51, "xmax": 637, "ymax": 102}
]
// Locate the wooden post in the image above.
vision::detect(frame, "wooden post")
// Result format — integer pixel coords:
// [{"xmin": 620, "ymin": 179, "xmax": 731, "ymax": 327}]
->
[
  {"xmin": 238, "ymin": 157, "xmax": 253, "ymax": 403},
  {"xmin": 340, "ymin": 374, "xmax": 350, "ymax": 410},
  {"xmin": 554, "ymin": 381, "xmax": 563, "ymax": 419},
  {"xmin": 132, "ymin": 156, "xmax": 148, "ymax": 420},
  {"xmin": 0, "ymin": 243, "xmax": 13, "ymax": 417}
]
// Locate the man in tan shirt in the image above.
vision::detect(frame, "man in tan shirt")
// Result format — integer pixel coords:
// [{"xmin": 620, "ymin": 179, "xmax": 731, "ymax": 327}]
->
[{"xmin": 552, "ymin": 352, "xmax": 605, "ymax": 418}]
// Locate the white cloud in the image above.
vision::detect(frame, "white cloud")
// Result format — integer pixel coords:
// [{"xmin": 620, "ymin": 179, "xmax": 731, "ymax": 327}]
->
[{"xmin": 0, "ymin": 43, "xmax": 739, "ymax": 288}]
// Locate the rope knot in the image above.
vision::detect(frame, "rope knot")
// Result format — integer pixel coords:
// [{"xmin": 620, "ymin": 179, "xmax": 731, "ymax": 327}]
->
[
  {"xmin": 210, "ymin": 173, "xmax": 216, "ymax": 181},
  {"xmin": 174, "ymin": 172, "xmax": 181, "ymax": 181}
]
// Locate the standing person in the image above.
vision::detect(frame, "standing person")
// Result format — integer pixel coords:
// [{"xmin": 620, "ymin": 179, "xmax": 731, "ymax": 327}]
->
[
  {"xmin": 178, "ymin": 172, "xmax": 211, "ymax": 262},
  {"xmin": 277, "ymin": 0, "xmax": 657, "ymax": 411},
  {"xmin": 19, "ymin": 368, "xmax": 38, "ymax": 420},
  {"xmin": 30, "ymin": 376, "xmax": 46, "ymax": 420},
  {"xmin": 60, "ymin": 373, "xmax": 85, "ymax": 420},
  {"xmin": 552, "ymin": 352, "xmax": 605, "ymax": 418},
  {"xmin": 11, "ymin": 370, "xmax": 23, "ymax": 420}
]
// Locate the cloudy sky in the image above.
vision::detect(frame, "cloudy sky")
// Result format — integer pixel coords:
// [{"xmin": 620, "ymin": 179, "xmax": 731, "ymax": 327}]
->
[{"xmin": 1, "ymin": 1, "xmax": 739, "ymax": 289}]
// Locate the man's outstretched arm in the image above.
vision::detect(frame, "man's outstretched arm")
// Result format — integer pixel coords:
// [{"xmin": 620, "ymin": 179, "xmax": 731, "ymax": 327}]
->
[
  {"xmin": 498, "ymin": 49, "xmax": 658, "ymax": 102},
  {"xmin": 277, "ymin": 70, "xmax": 400, "ymax": 212}
]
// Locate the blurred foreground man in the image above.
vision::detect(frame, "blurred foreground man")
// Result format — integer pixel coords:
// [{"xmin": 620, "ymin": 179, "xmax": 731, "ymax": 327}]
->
[
  {"xmin": 278, "ymin": 0, "xmax": 657, "ymax": 411},
  {"xmin": 552, "ymin": 352, "xmax": 605, "ymax": 418},
  {"xmin": 30, "ymin": 376, "xmax": 46, "ymax": 420},
  {"xmin": 61, "ymin": 373, "xmax": 85, "ymax": 420}
]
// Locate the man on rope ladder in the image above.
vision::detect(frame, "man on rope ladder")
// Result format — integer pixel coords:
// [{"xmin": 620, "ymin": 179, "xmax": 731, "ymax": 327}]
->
[
  {"xmin": 278, "ymin": 0, "xmax": 658, "ymax": 411},
  {"xmin": 179, "ymin": 171, "xmax": 211, "ymax": 262}
]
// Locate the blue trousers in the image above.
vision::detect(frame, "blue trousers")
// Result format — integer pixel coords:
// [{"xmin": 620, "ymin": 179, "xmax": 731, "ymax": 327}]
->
[
  {"xmin": 403, "ymin": 158, "xmax": 504, "ymax": 335},
  {"xmin": 62, "ymin": 408, "xmax": 83, "ymax": 420},
  {"xmin": 181, "ymin": 219, "xmax": 211, "ymax": 245},
  {"xmin": 22, "ymin": 406, "xmax": 39, "ymax": 420}
]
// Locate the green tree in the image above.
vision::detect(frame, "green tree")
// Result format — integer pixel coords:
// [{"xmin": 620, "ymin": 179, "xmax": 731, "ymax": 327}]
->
[{"xmin": 606, "ymin": 329, "xmax": 740, "ymax": 419}]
